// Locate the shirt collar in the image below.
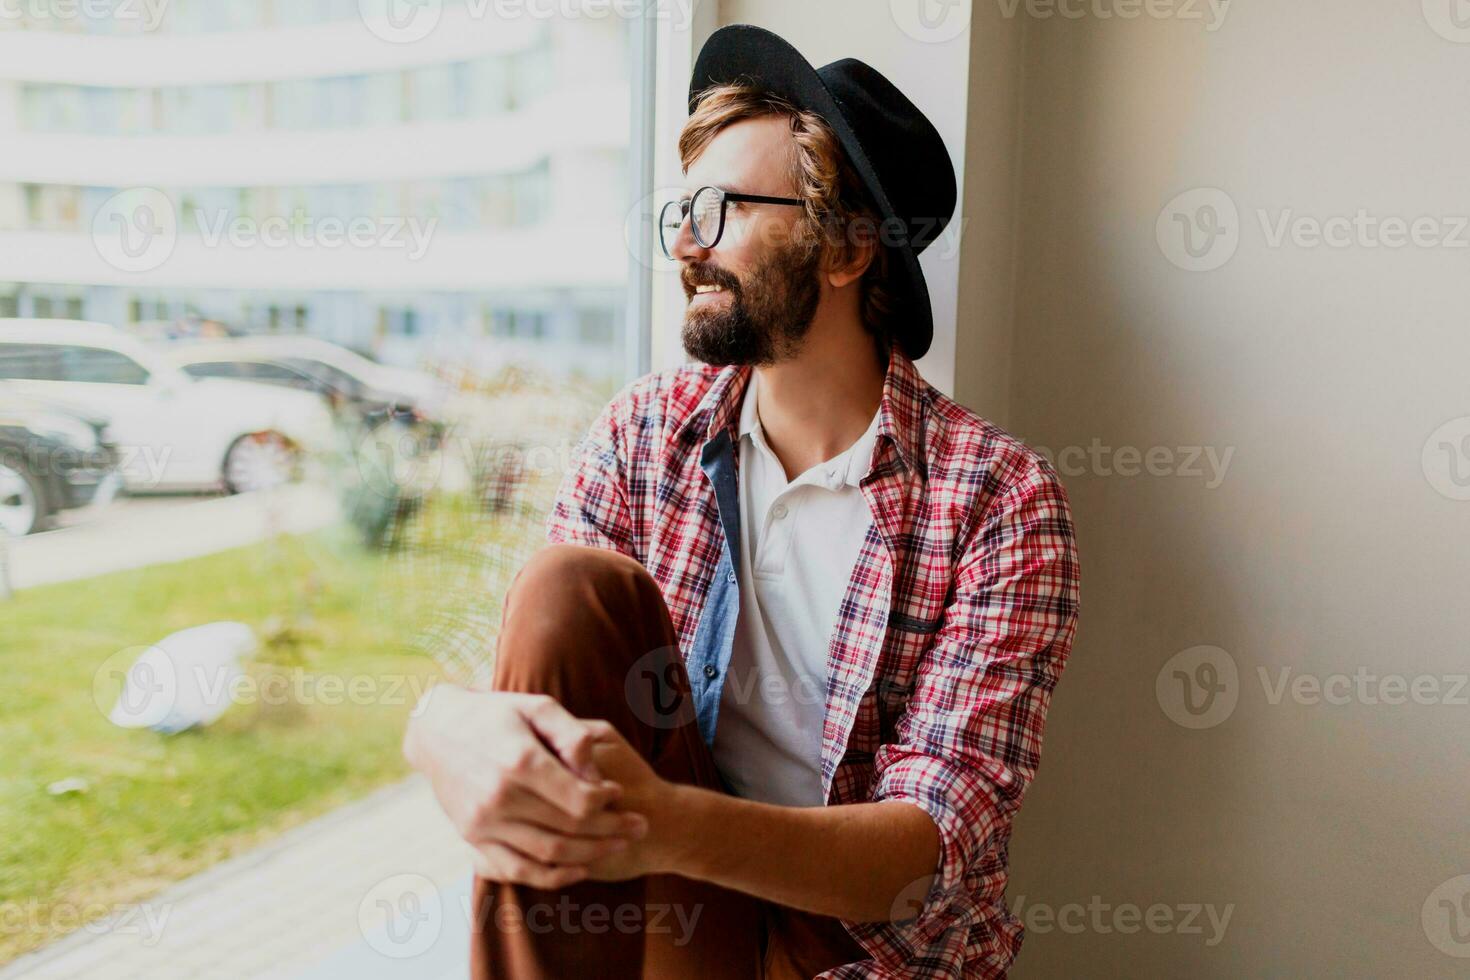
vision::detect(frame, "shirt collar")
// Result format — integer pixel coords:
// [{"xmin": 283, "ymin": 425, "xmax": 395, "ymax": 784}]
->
[
  {"xmin": 737, "ymin": 371, "xmax": 882, "ymax": 490},
  {"xmin": 689, "ymin": 349, "xmax": 927, "ymax": 480}
]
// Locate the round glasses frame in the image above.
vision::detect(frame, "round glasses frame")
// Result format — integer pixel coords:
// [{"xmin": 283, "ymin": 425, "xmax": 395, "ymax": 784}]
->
[{"xmin": 658, "ymin": 185, "xmax": 805, "ymax": 259}]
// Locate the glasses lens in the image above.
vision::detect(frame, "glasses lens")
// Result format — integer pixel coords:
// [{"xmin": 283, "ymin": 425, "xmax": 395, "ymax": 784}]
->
[
  {"xmin": 658, "ymin": 200, "xmax": 685, "ymax": 259},
  {"xmin": 691, "ymin": 187, "xmax": 724, "ymax": 247}
]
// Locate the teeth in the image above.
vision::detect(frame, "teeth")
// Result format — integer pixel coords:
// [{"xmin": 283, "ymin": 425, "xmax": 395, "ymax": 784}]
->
[{"xmin": 695, "ymin": 285, "xmax": 723, "ymax": 294}]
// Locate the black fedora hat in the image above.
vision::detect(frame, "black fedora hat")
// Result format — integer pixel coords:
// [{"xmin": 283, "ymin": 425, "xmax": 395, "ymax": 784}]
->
[{"xmin": 688, "ymin": 24, "xmax": 957, "ymax": 360}]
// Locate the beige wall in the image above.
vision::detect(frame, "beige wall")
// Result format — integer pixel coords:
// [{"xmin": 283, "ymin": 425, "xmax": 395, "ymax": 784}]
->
[
  {"xmin": 1000, "ymin": 2, "xmax": 1470, "ymax": 977},
  {"xmin": 710, "ymin": 1, "xmax": 1470, "ymax": 975}
]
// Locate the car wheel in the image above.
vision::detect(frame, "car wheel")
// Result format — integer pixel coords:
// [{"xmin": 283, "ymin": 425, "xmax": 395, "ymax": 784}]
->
[
  {"xmin": 0, "ymin": 457, "xmax": 48, "ymax": 536},
  {"xmin": 223, "ymin": 431, "xmax": 298, "ymax": 494}
]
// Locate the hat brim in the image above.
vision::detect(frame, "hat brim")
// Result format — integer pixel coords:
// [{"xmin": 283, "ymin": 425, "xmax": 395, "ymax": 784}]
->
[{"xmin": 688, "ymin": 25, "xmax": 934, "ymax": 360}]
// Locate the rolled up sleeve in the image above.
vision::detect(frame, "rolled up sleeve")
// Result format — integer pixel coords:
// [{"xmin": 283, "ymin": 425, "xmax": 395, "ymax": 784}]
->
[
  {"xmin": 868, "ymin": 457, "xmax": 1080, "ymax": 946},
  {"xmin": 546, "ymin": 388, "xmax": 638, "ymax": 558}
]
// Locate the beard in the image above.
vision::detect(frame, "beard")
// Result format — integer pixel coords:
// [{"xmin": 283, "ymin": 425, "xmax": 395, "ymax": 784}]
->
[{"xmin": 680, "ymin": 239, "xmax": 823, "ymax": 367}]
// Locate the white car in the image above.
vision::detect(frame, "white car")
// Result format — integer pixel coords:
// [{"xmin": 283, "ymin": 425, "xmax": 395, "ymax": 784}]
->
[
  {"xmin": 0, "ymin": 320, "xmax": 336, "ymax": 493},
  {"xmin": 160, "ymin": 335, "xmax": 449, "ymax": 426}
]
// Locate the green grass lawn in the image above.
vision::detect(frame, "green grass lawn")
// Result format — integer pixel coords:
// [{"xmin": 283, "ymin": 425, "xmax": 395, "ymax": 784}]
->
[{"xmin": 0, "ymin": 509, "xmax": 523, "ymax": 964}]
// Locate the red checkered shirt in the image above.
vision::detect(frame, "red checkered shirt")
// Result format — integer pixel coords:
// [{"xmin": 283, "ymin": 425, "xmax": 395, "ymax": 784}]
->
[{"xmin": 546, "ymin": 349, "xmax": 1080, "ymax": 978}]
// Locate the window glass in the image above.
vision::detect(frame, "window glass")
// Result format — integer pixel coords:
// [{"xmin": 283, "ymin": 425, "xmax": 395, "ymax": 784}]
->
[{"xmin": 59, "ymin": 347, "xmax": 150, "ymax": 385}]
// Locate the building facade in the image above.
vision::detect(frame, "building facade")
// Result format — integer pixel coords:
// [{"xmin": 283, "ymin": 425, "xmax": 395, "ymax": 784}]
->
[{"xmin": 0, "ymin": 0, "xmax": 632, "ymax": 378}]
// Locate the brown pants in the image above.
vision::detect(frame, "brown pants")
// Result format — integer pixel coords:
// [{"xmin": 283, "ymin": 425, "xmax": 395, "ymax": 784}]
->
[{"xmin": 471, "ymin": 543, "xmax": 868, "ymax": 979}]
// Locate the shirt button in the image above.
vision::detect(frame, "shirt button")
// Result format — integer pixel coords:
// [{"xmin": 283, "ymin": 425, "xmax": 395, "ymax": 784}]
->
[
  {"xmin": 726, "ymin": 570, "xmax": 737, "ymax": 584},
  {"xmin": 771, "ymin": 502, "xmax": 788, "ymax": 519},
  {"xmin": 703, "ymin": 664, "xmax": 718, "ymax": 679}
]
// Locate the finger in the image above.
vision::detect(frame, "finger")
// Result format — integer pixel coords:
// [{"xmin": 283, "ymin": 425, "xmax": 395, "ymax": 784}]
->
[
  {"xmin": 472, "ymin": 842, "xmax": 589, "ymax": 890},
  {"xmin": 513, "ymin": 740, "xmax": 623, "ymax": 821},
  {"xmin": 522, "ymin": 699, "xmax": 620, "ymax": 779},
  {"xmin": 494, "ymin": 821, "xmax": 632, "ymax": 866},
  {"xmin": 502, "ymin": 785, "xmax": 648, "ymax": 839}
]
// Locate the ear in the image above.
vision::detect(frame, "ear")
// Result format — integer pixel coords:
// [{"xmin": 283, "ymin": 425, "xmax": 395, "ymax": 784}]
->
[{"xmin": 824, "ymin": 220, "xmax": 878, "ymax": 289}]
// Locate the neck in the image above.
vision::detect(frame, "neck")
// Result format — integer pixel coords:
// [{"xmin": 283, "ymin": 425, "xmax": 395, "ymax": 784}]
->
[{"xmin": 752, "ymin": 317, "xmax": 886, "ymax": 482}]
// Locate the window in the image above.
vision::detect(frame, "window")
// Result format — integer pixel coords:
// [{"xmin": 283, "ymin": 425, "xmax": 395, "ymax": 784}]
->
[
  {"xmin": 0, "ymin": 343, "xmax": 64, "ymax": 380},
  {"xmin": 59, "ymin": 347, "xmax": 150, "ymax": 385}
]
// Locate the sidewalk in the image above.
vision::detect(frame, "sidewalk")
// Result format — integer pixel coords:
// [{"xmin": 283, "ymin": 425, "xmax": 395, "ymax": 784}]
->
[
  {"xmin": 0, "ymin": 778, "xmax": 475, "ymax": 980},
  {"xmin": 1, "ymin": 484, "xmax": 340, "ymax": 592}
]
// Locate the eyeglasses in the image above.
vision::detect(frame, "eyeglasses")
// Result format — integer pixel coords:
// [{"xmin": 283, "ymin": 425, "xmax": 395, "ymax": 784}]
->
[{"xmin": 658, "ymin": 185, "xmax": 804, "ymax": 258}]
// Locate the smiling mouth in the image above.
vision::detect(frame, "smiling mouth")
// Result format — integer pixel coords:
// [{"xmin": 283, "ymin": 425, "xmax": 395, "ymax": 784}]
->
[{"xmin": 693, "ymin": 284, "xmax": 726, "ymax": 295}]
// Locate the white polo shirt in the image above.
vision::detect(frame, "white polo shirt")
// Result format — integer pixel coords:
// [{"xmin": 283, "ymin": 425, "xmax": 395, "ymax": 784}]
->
[{"xmin": 710, "ymin": 371, "xmax": 881, "ymax": 807}]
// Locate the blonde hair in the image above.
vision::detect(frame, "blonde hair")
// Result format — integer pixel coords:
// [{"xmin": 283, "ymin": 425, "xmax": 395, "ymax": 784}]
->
[{"xmin": 679, "ymin": 81, "xmax": 898, "ymax": 352}]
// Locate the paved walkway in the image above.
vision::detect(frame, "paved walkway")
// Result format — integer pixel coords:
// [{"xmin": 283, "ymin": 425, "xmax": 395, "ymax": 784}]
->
[
  {"xmin": 1, "ymin": 484, "xmax": 339, "ymax": 592},
  {"xmin": 1, "ymin": 778, "xmax": 475, "ymax": 980}
]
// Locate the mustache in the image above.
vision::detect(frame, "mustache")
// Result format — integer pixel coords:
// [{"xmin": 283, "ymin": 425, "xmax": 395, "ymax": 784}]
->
[{"xmin": 682, "ymin": 263, "xmax": 741, "ymax": 296}]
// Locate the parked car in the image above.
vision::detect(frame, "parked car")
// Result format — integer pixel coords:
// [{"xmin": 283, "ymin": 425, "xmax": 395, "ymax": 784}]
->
[
  {"xmin": 160, "ymin": 336, "xmax": 448, "ymax": 436},
  {"xmin": 0, "ymin": 391, "xmax": 120, "ymax": 535},
  {"xmin": 0, "ymin": 320, "xmax": 336, "ymax": 494}
]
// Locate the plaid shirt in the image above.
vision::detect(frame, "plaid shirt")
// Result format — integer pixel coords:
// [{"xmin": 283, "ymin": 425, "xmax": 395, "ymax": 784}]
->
[{"xmin": 547, "ymin": 350, "xmax": 1080, "ymax": 978}]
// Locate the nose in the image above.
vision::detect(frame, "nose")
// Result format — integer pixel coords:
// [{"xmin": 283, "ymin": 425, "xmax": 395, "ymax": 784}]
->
[{"xmin": 668, "ymin": 207, "xmax": 712, "ymax": 265}]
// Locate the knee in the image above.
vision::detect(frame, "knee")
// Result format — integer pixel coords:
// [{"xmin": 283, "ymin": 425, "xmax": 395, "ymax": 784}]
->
[
  {"xmin": 510, "ymin": 544, "xmax": 654, "ymax": 613},
  {"xmin": 501, "ymin": 545, "xmax": 668, "ymax": 664}
]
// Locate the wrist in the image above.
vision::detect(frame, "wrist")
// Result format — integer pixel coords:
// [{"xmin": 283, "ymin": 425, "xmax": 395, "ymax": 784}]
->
[
  {"xmin": 403, "ymin": 683, "xmax": 461, "ymax": 770},
  {"xmin": 653, "ymin": 783, "xmax": 720, "ymax": 878}
]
